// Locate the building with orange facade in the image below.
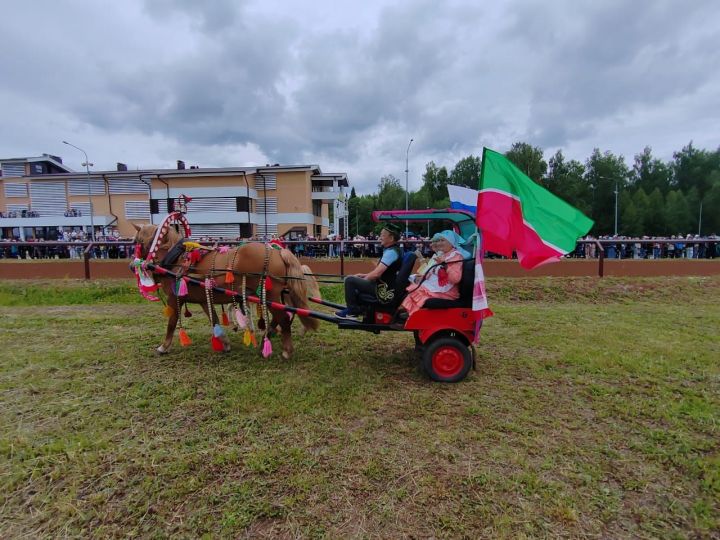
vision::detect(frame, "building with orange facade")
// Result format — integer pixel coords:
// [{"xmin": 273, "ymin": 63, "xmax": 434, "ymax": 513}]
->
[{"xmin": 0, "ymin": 155, "xmax": 349, "ymax": 240}]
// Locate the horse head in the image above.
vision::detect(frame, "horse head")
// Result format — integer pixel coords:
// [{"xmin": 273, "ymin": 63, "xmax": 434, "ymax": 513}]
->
[
  {"xmin": 131, "ymin": 223, "xmax": 158, "ymax": 260},
  {"xmin": 131, "ymin": 223, "xmax": 184, "ymax": 261}
]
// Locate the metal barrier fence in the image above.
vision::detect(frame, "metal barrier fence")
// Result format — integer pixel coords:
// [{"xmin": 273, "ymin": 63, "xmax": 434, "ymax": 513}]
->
[{"xmin": 1, "ymin": 238, "xmax": 718, "ymax": 279}]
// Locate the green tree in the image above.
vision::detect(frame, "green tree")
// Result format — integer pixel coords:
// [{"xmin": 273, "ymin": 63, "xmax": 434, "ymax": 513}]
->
[
  {"xmin": 644, "ymin": 188, "xmax": 666, "ymax": 235},
  {"xmin": 664, "ymin": 190, "xmax": 692, "ymax": 234},
  {"xmin": 701, "ymin": 180, "xmax": 720, "ymax": 235},
  {"xmin": 356, "ymin": 194, "xmax": 378, "ymax": 235},
  {"xmin": 585, "ymin": 149, "xmax": 630, "ymax": 234},
  {"xmin": 620, "ymin": 191, "xmax": 642, "ymax": 236},
  {"xmin": 632, "ymin": 147, "xmax": 672, "ymax": 194},
  {"xmin": 449, "ymin": 155, "xmax": 482, "ymax": 189},
  {"xmin": 505, "ymin": 142, "xmax": 547, "ymax": 185},
  {"xmin": 671, "ymin": 142, "xmax": 720, "ymax": 196},
  {"xmin": 376, "ymin": 175, "xmax": 405, "ymax": 211},
  {"xmin": 421, "ymin": 162, "xmax": 450, "ymax": 204},
  {"xmin": 546, "ymin": 150, "xmax": 591, "ymax": 215}
]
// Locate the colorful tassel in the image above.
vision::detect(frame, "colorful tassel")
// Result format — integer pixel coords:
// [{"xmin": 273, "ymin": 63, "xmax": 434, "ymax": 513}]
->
[
  {"xmin": 211, "ymin": 335, "xmax": 225, "ymax": 351},
  {"xmin": 179, "ymin": 329, "xmax": 192, "ymax": 347},
  {"xmin": 213, "ymin": 323, "xmax": 226, "ymax": 338},
  {"xmin": 235, "ymin": 309, "xmax": 248, "ymax": 329},
  {"xmin": 265, "ymin": 276, "xmax": 273, "ymax": 291},
  {"xmin": 178, "ymin": 278, "xmax": 188, "ymax": 297},
  {"xmin": 243, "ymin": 328, "xmax": 252, "ymax": 346},
  {"xmin": 222, "ymin": 311, "xmax": 230, "ymax": 326},
  {"xmin": 250, "ymin": 332, "xmax": 257, "ymax": 347},
  {"xmin": 163, "ymin": 305, "xmax": 174, "ymax": 318},
  {"xmin": 225, "ymin": 270, "xmax": 235, "ymax": 283},
  {"xmin": 262, "ymin": 337, "xmax": 273, "ymax": 358}
]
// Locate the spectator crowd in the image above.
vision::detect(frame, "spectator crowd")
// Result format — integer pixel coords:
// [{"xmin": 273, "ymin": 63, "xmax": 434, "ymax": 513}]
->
[{"xmin": 1, "ymin": 230, "xmax": 718, "ymax": 260}]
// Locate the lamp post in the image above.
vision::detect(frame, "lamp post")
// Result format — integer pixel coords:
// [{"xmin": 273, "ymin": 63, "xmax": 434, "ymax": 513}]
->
[
  {"xmin": 598, "ymin": 175, "xmax": 619, "ymax": 236},
  {"xmin": 698, "ymin": 199, "xmax": 703, "ymax": 236},
  {"xmin": 613, "ymin": 181, "xmax": 619, "ymax": 236},
  {"xmin": 62, "ymin": 140, "xmax": 95, "ymax": 241},
  {"xmin": 405, "ymin": 138, "xmax": 413, "ymax": 236}
]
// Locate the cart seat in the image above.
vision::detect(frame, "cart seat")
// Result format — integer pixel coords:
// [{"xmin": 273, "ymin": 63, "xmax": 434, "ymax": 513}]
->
[
  {"xmin": 422, "ymin": 258, "xmax": 474, "ymax": 309},
  {"xmin": 358, "ymin": 251, "xmax": 417, "ymax": 308}
]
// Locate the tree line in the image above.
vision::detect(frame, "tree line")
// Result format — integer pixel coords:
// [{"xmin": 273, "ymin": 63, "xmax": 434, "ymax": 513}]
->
[{"xmin": 347, "ymin": 142, "xmax": 720, "ymax": 237}]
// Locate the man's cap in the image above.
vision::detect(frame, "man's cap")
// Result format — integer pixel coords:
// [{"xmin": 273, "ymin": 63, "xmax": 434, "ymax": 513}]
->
[{"xmin": 381, "ymin": 222, "xmax": 402, "ymax": 236}]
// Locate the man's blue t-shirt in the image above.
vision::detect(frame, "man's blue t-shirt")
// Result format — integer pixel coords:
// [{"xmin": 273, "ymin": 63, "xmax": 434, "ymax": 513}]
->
[{"xmin": 379, "ymin": 246, "xmax": 400, "ymax": 267}]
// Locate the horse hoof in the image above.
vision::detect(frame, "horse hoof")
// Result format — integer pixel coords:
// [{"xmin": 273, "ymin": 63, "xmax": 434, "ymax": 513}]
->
[
  {"xmin": 281, "ymin": 351, "xmax": 291, "ymax": 360},
  {"xmin": 156, "ymin": 346, "xmax": 169, "ymax": 355}
]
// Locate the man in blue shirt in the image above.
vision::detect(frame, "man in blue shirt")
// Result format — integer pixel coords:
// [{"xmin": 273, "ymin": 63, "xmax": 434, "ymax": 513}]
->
[{"xmin": 336, "ymin": 223, "xmax": 403, "ymax": 319}]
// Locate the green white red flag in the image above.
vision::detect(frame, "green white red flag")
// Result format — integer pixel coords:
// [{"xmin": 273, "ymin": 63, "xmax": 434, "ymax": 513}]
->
[{"xmin": 477, "ymin": 148, "xmax": 594, "ymax": 269}]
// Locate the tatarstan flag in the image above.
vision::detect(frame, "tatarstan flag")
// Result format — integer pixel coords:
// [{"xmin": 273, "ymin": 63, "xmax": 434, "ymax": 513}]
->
[{"xmin": 477, "ymin": 148, "xmax": 594, "ymax": 270}]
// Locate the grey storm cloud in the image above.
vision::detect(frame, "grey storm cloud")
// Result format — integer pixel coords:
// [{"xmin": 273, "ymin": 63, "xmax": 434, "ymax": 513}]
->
[
  {"xmin": 511, "ymin": 0, "xmax": 720, "ymax": 149},
  {"xmin": 1, "ymin": 0, "xmax": 719, "ymax": 192}
]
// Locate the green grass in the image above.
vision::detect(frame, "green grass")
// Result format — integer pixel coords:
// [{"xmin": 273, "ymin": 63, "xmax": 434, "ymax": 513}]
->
[{"xmin": 0, "ymin": 277, "xmax": 718, "ymax": 537}]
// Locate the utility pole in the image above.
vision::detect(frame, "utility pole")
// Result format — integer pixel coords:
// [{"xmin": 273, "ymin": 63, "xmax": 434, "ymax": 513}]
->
[
  {"xmin": 405, "ymin": 138, "xmax": 413, "ymax": 236},
  {"xmin": 62, "ymin": 140, "xmax": 95, "ymax": 241},
  {"xmin": 614, "ymin": 181, "xmax": 619, "ymax": 236}
]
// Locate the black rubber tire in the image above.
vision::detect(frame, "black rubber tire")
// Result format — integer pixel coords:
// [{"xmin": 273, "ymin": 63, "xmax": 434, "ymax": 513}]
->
[{"xmin": 422, "ymin": 337, "xmax": 472, "ymax": 383}]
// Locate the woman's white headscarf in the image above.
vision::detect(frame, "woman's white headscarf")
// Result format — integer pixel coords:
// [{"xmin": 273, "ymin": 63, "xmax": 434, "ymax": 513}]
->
[{"xmin": 432, "ymin": 230, "xmax": 471, "ymax": 258}]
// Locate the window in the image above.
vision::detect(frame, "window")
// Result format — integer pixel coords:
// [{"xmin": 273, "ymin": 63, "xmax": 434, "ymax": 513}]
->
[
  {"xmin": 236, "ymin": 197, "xmax": 251, "ymax": 212},
  {"xmin": 125, "ymin": 201, "xmax": 150, "ymax": 220},
  {"xmin": 255, "ymin": 174, "xmax": 277, "ymax": 190},
  {"xmin": 312, "ymin": 200, "xmax": 322, "ymax": 217}
]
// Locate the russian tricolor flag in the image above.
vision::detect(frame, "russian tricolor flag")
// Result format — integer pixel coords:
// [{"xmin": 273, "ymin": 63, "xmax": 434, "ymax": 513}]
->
[{"xmin": 447, "ymin": 184, "xmax": 479, "ymax": 215}]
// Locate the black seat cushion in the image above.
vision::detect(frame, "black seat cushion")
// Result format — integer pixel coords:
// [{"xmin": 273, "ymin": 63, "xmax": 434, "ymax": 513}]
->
[
  {"xmin": 358, "ymin": 252, "xmax": 417, "ymax": 308},
  {"xmin": 422, "ymin": 258, "xmax": 474, "ymax": 309}
]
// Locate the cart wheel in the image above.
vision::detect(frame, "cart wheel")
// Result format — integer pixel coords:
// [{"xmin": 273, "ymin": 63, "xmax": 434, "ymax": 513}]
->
[{"xmin": 422, "ymin": 337, "xmax": 472, "ymax": 383}]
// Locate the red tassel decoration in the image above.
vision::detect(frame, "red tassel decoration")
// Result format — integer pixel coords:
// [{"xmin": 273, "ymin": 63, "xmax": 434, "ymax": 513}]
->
[
  {"xmin": 222, "ymin": 311, "xmax": 230, "ymax": 326},
  {"xmin": 265, "ymin": 276, "xmax": 273, "ymax": 291},
  {"xmin": 437, "ymin": 267, "xmax": 449, "ymax": 287},
  {"xmin": 225, "ymin": 270, "xmax": 235, "ymax": 283},
  {"xmin": 250, "ymin": 332, "xmax": 257, "ymax": 347},
  {"xmin": 179, "ymin": 329, "xmax": 192, "ymax": 347},
  {"xmin": 211, "ymin": 335, "xmax": 225, "ymax": 351}
]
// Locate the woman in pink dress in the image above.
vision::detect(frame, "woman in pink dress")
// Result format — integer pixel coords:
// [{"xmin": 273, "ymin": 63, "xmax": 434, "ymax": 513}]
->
[{"xmin": 401, "ymin": 230, "xmax": 467, "ymax": 317}]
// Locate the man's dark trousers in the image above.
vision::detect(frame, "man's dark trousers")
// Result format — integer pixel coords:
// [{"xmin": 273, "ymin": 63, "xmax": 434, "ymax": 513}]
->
[{"xmin": 344, "ymin": 276, "xmax": 377, "ymax": 312}]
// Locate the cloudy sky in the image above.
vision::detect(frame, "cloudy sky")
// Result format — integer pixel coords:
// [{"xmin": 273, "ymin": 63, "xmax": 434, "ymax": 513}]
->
[{"xmin": 2, "ymin": 0, "xmax": 718, "ymax": 193}]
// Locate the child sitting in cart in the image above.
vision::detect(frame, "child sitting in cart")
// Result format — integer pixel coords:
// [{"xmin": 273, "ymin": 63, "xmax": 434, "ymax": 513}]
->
[{"xmin": 400, "ymin": 230, "xmax": 469, "ymax": 317}]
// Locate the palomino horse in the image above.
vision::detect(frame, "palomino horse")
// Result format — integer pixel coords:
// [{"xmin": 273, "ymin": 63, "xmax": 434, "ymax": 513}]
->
[{"xmin": 132, "ymin": 223, "xmax": 319, "ymax": 358}]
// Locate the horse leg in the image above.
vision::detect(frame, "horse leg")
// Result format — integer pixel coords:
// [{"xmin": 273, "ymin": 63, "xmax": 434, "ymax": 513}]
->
[
  {"xmin": 158, "ymin": 297, "xmax": 179, "ymax": 354},
  {"xmin": 272, "ymin": 307, "xmax": 293, "ymax": 360},
  {"xmin": 200, "ymin": 302, "xmax": 231, "ymax": 352}
]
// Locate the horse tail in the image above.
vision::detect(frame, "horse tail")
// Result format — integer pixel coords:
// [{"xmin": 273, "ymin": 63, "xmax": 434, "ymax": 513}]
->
[
  {"xmin": 279, "ymin": 248, "xmax": 320, "ymax": 331},
  {"xmin": 301, "ymin": 264, "xmax": 321, "ymax": 301}
]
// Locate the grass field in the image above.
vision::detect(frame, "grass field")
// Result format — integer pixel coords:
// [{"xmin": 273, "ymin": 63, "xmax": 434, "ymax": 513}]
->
[{"xmin": 1, "ymin": 277, "xmax": 718, "ymax": 538}]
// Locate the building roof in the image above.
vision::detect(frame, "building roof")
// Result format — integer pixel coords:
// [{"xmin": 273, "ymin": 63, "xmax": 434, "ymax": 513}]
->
[{"xmin": 0, "ymin": 154, "xmax": 73, "ymax": 173}]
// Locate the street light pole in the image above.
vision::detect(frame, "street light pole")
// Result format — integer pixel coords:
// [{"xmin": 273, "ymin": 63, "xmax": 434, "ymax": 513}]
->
[
  {"xmin": 405, "ymin": 138, "xmax": 413, "ymax": 236},
  {"xmin": 62, "ymin": 140, "xmax": 95, "ymax": 241},
  {"xmin": 698, "ymin": 200, "xmax": 703, "ymax": 236},
  {"xmin": 613, "ymin": 181, "xmax": 619, "ymax": 236}
]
